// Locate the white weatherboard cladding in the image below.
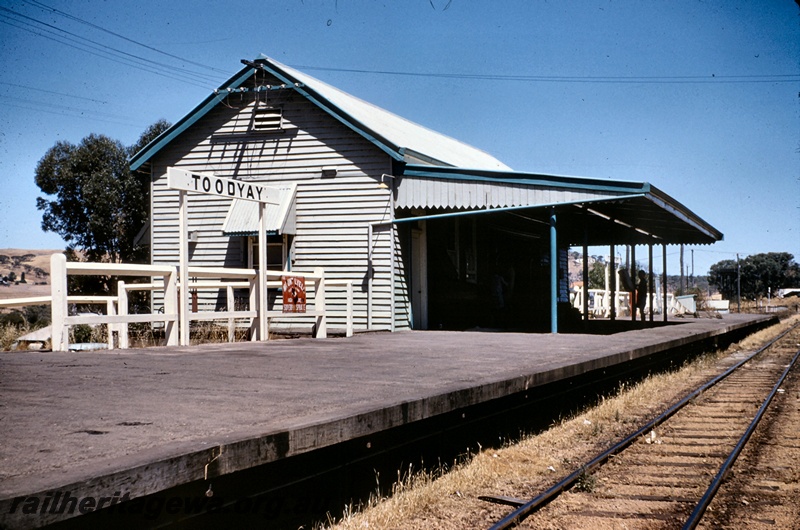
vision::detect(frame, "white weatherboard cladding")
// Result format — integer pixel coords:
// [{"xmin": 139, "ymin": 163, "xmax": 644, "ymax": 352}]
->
[
  {"xmin": 171, "ymin": 96, "xmax": 394, "ymax": 179},
  {"xmin": 149, "ymin": 91, "xmax": 402, "ymax": 331},
  {"xmin": 294, "ymin": 177, "xmax": 395, "ymax": 330},
  {"xmin": 396, "ymin": 177, "xmax": 625, "ymax": 210}
]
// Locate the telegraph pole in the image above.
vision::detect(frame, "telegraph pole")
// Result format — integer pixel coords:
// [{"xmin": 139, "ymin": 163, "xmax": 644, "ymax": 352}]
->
[{"xmin": 736, "ymin": 253, "xmax": 741, "ymax": 313}]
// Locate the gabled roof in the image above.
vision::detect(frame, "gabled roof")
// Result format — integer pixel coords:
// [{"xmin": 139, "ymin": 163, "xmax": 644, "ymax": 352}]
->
[{"xmin": 130, "ymin": 56, "xmax": 510, "ymax": 172}]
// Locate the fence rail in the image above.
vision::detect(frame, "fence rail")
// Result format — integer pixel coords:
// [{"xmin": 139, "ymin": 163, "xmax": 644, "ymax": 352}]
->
[{"xmin": 1, "ymin": 254, "xmax": 349, "ymax": 351}]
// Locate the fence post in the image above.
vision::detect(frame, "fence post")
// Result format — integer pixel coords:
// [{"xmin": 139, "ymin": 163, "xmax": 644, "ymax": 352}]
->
[
  {"xmin": 314, "ymin": 267, "xmax": 326, "ymax": 339},
  {"xmin": 249, "ymin": 274, "xmax": 258, "ymax": 341},
  {"xmin": 227, "ymin": 285, "xmax": 235, "ymax": 342},
  {"xmin": 50, "ymin": 253, "xmax": 68, "ymax": 351},
  {"xmin": 118, "ymin": 280, "xmax": 129, "ymax": 349},
  {"xmin": 164, "ymin": 270, "xmax": 179, "ymax": 346},
  {"xmin": 106, "ymin": 298, "xmax": 116, "ymax": 350},
  {"xmin": 346, "ymin": 281, "xmax": 353, "ymax": 338}
]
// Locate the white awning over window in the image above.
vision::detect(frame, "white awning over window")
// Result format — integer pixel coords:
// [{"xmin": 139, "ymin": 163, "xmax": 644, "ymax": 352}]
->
[{"xmin": 222, "ymin": 183, "xmax": 297, "ymax": 236}]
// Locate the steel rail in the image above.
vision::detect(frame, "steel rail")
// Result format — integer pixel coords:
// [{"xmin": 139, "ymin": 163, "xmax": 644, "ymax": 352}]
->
[
  {"xmin": 487, "ymin": 321, "xmax": 799, "ymax": 530},
  {"xmin": 682, "ymin": 345, "xmax": 800, "ymax": 529}
]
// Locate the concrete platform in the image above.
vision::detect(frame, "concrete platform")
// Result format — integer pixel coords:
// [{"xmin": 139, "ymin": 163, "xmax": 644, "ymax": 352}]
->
[{"xmin": 0, "ymin": 313, "xmax": 776, "ymax": 527}]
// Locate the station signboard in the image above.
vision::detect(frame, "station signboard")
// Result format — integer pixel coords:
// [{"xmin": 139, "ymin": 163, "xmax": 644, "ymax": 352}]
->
[{"xmin": 167, "ymin": 168, "xmax": 281, "ymax": 204}]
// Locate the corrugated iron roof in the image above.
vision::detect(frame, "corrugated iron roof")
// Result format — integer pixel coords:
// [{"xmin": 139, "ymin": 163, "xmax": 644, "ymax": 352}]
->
[
  {"xmin": 396, "ymin": 166, "xmax": 723, "ymax": 246},
  {"xmin": 270, "ymin": 58, "xmax": 510, "ymax": 171}
]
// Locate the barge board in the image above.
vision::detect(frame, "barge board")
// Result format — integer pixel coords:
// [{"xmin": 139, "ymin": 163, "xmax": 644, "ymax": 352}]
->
[{"xmin": 0, "ymin": 314, "xmax": 776, "ymax": 527}]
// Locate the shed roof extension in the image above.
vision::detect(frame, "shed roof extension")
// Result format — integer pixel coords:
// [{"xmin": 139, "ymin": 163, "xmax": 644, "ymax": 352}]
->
[{"xmin": 397, "ymin": 165, "xmax": 723, "ymax": 246}]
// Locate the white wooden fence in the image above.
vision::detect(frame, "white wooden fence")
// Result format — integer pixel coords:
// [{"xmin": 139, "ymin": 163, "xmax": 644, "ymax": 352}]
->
[
  {"xmin": 571, "ymin": 288, "xmax": 697, "ymax": 318},
  {"xmin": 0, "ymin": 254, "xmax": 353, "ymax": 352}
]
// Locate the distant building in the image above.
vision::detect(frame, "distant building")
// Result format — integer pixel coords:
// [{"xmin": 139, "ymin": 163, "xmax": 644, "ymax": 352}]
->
[{"xmin": 131, "ymin": 56, "xmax": 722, "ymax": 333}]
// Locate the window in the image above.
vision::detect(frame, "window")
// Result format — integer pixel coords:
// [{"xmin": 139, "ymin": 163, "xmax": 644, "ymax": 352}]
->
[
  {"xmin": 248, "ymin": 235, "xmax": 290, "ymax": 271},
  {"xmin": 251, "ymin": 106, "xmax": 283, "ymax": 131}
]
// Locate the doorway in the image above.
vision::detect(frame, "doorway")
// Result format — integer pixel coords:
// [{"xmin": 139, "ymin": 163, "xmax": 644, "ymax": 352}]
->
[{"xmin": 411, "ymin": 222, "xmax": 428, "ymax": 329}]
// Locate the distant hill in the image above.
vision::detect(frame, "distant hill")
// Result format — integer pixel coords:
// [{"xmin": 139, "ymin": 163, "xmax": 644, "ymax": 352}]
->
[{"xmin": 0, "ymin": 249, "xmax": 60, "ymax": 300}]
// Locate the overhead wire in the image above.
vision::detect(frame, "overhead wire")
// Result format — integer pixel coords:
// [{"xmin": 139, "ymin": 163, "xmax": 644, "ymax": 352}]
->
[
  {"xmin": 291, "ymin": 64, "xmax": 800, "ymax": 85},
  {"xmin": 4, "ymin": 1, "xmax": 796, "ymax": 96},
  {"xmin": 0, "ymin": 7, "xmax": 224, "ymax": 88},
  {"xmin": 7, "ymin": 4, "xmax": 796, "ymax": 90},
  {"xmin": 0, "ymin": 26, "xmax": 203, "ymax": 93},
  {"xmin": 0, "ymin": 16, "xmax": 213, "ymax": 90},
  {"xmin": 2, "ymin": 0, "xmax": 796, "ymax": 136},
  {"xmin": 0, "ymin": 81, "xmax": 109, "ymax": 104},
  {"xmin": 21, "ymin": 0, "xmax": 230, "ymax": 76},
  {"xmin": 3, "ymin": 100, "xmax": 146, "ymax": 128},
  {"xmin": 2, "ymin": 94, "xmax": 135, "ymax": 121}
]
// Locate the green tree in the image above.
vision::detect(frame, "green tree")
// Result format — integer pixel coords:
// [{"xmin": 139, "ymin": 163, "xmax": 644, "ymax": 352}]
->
[
  {"xmin": 709, "ymin": 252, "xmax": 799, "ymax": 300},
  {"xmin": 35, "ymin": 120, "xmax": 170, "ymax": 265},
  {"xmin": 588, "ymin": 261, "xmax": 606, "ymax": 289}
]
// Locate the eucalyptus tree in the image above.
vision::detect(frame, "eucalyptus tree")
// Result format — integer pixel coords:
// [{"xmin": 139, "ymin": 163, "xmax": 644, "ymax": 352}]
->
[{"xmin": 34, "ymin": 120, "xmax": 170, "ymax": 264}]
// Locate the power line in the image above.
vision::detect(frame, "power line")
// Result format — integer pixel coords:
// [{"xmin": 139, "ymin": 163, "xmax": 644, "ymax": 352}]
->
[
  {"xmin": 2, "ymin": 100, "xmax": 145, "ymax": 128},
  {"xmin": 0, "ymin": 16, "xmax": 214, "ymax": 89},
  {"xmin": 0, "ymin": 7, "xmax": 224, "ymax": 89},
  {"xmin": 291, "ymin": 64, "xmax": 800, "ymax": 85},
  {"xmin": 0, "ymin": 81, "xmax": 109, "ymax": 104},
  {"xmin": 1, "ymin": 94, "xmax": 137, "ymax": 121},
  {"xmin": 22, "ymin": 0, "xmax": 230, "ymax": 76}
]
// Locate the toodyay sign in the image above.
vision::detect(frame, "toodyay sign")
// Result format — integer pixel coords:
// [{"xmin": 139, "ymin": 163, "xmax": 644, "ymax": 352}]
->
[
  {"xmin": 166, "ymin": 167, "xmax": 283, "ymax": 344},
  {"xmin": 167, "ymin": 167, "xmax": 281, "ymax": 204}
]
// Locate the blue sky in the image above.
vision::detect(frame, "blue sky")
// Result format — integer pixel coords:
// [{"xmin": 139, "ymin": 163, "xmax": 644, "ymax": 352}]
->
[{"xmin": 0, "ymin": 0, "xmax": 798, "ymax": 275}]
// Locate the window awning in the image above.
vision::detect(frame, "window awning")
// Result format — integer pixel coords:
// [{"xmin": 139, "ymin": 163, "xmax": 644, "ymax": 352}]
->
[{"xmin": 222, "ymin": 183, "xmax": 297, "ymax": 236}]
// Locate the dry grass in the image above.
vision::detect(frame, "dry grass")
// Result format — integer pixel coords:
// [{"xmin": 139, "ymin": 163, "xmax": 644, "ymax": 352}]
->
[
  {"xmin": 190, "ymin": 321, "xmax": 250, "ymax": 345},
  {"xmin": 326, "ymin": 315, "xmax": 800, "ymax": 530},
  {"xmin": 1, "ymin": 322, "xmax": 31, "ymax": 350},
  {"xmin": 1, "ymin": 317, "xmax": 50, "ymax": 351}
]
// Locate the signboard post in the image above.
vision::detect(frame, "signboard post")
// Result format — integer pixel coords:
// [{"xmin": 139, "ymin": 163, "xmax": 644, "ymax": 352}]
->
[{"xmin": 167, "ymin": 167, "xmax": 282, "ymax": 344}]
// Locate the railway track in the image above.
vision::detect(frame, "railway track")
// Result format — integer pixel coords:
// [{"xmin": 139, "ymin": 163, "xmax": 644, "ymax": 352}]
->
[{"xmin": 484, "ymin": 321, "xmax": 800, "ymax": 529}]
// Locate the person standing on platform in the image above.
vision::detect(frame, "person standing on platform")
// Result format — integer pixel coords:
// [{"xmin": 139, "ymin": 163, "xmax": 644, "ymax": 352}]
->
[{"xmin": 635, "ymin": 270, "xmax": 648, "ymax": 321}]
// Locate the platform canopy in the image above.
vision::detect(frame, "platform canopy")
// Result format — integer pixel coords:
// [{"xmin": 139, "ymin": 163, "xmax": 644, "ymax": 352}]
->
[{"xmin": 395, "ymin": 165, "xmax": 723, "ymax": 246}]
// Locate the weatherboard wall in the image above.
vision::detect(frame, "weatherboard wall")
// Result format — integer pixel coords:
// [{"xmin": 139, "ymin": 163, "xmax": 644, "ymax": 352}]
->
[{"xmin": 148, "ymin": 83, "xmax": 408, "ymax": 331}]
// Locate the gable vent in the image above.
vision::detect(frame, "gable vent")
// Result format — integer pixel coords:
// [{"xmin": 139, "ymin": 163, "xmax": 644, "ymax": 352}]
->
[{"xmin": 252, "ymin": 106, "xmax": 283, "ymax": 131}]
